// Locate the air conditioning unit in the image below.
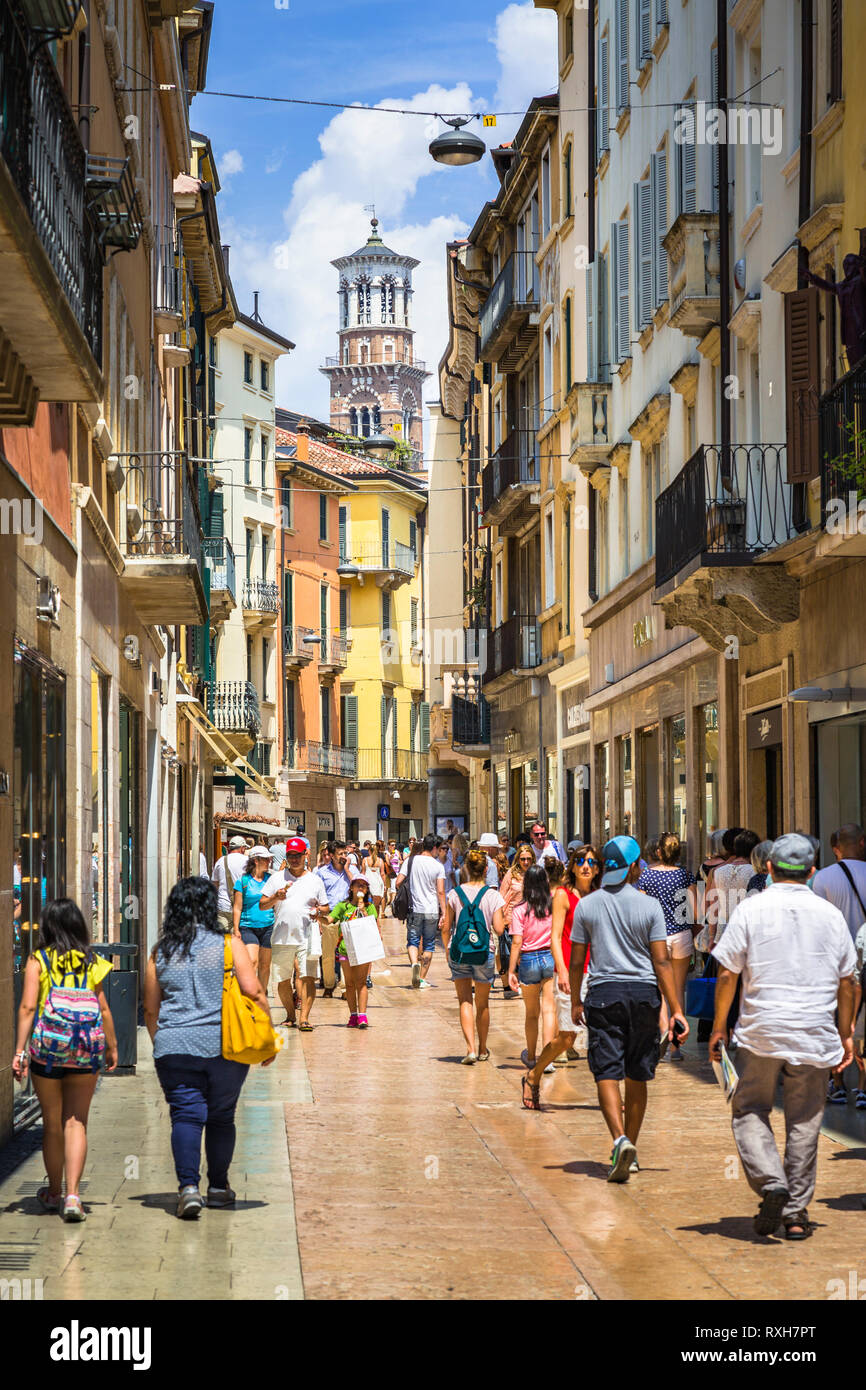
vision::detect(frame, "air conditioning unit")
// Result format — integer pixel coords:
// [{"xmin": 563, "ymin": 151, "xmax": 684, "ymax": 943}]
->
[{"xmin": 36, "ymin": 576, "xmax": 61, "ymax": 626}]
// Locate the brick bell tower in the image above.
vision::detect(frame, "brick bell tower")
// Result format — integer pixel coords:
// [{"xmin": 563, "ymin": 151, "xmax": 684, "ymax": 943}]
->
[{"xmin": 321, "ymin": 217, "xmax": 429, "ymax": 463}]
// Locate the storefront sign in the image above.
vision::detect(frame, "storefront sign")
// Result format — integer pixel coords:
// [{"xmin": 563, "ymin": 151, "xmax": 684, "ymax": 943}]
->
[
  {"xmin": 562, "ymin": 684, "xmax": 590, "ymax": 738},
  {"xmin": 317, "ymin": 812, "xmax": 335, "ymax": 832},
  {"xmin": 746, "ymin": 706, "xmax": 783, "ymax": 749},
  {"xmin": 224, "ymin": 794, "xmax": 248, "ymax": 816},
  {"xmin": 285, "ymin": 811, "xmax": 306, "ymax": 833},
  {"xmin": 633, "ymin": 614, "xmax": 655, "ymax": 648},
  {"xmin": 504, "ymin": 729, "xmax": 520, "ymax": 754}
]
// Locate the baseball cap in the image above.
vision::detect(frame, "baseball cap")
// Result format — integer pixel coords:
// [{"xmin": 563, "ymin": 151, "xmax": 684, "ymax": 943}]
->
[
  {"xmin": 249, "ymin": 845, "xmax": 271, "ymax": 860},
  {"xmin": 600, "ymin": 835, "xmax": 642, "ymax": 887},
  {"xmin": 768, "ymin": 832, "xmax": 816, "ymax": 876},
  {"xmin": 228, "ymin": 835, "xmax": 246, "ymax": 849},
  {"xmin": 567, "ymin": 837, "xmax": 586, "ymax": 852},
  {"xmin": 285, "ymin": 837, "xmax": 307, "ymax": 855},
  {"xmin": 478, "ymin": 832, "xmax": 500, "ymax": 848}
]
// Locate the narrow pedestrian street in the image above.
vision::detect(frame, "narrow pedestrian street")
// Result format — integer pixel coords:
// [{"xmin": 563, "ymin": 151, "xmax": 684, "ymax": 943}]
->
[{"xmin": 3, "ymin": 916, "xmax": 863, "ymax": 1302}]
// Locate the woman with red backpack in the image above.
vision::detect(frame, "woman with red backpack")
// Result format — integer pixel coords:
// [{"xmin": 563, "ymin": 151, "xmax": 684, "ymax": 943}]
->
[
  {"xmin": 441, "ymin": 848, "xmax": 506, "ymax": 1065},
  {"xmin": 12, "ymin": 899, "xmax": 119, "ymax": 1222}
]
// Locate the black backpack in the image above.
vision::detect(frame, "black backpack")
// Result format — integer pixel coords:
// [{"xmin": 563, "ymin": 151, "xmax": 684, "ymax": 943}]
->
[{"xmin": 392, "ymin": 854, "xmax": 414, "ymax": 922}]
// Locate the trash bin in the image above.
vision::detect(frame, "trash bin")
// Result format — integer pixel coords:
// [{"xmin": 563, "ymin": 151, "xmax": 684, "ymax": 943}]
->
[{"xmin": 92, "ymin": 943, "xmax": 139, "ymax": 1074}]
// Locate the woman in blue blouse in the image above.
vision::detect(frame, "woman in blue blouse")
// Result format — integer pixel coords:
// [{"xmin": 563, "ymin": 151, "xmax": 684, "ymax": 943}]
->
[{"xmin": 232, "ymin": 846, "xmax": 275, "ymax": 992}]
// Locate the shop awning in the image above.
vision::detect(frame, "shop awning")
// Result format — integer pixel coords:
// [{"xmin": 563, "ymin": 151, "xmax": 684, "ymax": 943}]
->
[{"xmin": 177, "ymin": 695, "xmax": 278, "ymax": 802}]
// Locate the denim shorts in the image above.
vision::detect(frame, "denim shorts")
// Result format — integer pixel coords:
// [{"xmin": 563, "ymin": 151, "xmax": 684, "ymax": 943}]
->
[
  {"xmin": 407, "ymin": 913, "xmax": 439, "ymax": 953},
  {"xmin": 240, "ymin": 922, "xmax": 274, "ymax": 949},
  {"xmin": 450, "ymin": 953, "xmax": 496, "ymax": 984},
  {"xmin": 518, "ymin": 948, "xmax": 555, "ymax": 985}
]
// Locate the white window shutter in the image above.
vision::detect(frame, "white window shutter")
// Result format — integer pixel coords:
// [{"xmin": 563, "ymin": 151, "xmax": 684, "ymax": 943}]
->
[
  {"xmin": 677, "ymin": 102, "xmax": 697, "ymax": 214},
  {"xmin": 711, "ymin": 47, "xmax": 719, "ymax": 214},
  {"xmin": 598, "ymin": 250, "xmax": 609, "ymax": 381},
  {"xmin": 636, "ymin": 179, "xmax": 653, "ymax": 329},
  {"xmin": 616, "ymin": 0, "xmax": 629, "ymax": 114},
  {"xmin": 598, "ymin": 33, "xmax": 610, "ymax": 154},
  {"xmin": 586, "ymin": 263, "xmax": 596, "ymax": 380},
  {"xmin": 652, "ymin": 150, "xmax": 668, "ymax": 304},
  {"xmin": 613, "ymin": 219, "xmax": 630, "ymax": 362},
  {"xmin": 638, "ymin": 0, "xmax": 651, "ymax": 65},
  {"xmin": 655, "ymin": 0, "xmax": 668, "ymax": 28}
]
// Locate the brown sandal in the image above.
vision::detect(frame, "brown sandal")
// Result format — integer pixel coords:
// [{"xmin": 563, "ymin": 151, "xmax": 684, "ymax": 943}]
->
[{"xmin": 521, "ymin": 1073, "xmax": 541, "ymax": 1111}]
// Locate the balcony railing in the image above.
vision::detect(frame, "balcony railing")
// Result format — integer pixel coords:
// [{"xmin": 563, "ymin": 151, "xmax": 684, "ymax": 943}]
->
[
  {"xmin": 479, "ymin": 252, "xmax": 539, "ymax": 362},
  {"xmin": 155, "ymin": 224, "xmax": 182, "ymax": 318},
  {"xmin": 655, "ymin": 444, "xmax": 798, "ymax": 587},
  {"xmin": 122, "ymin": 452, "xmax": 203, "ymax": 573},
  {"xmin": 347, "ymin": 543, "xmax": 417, "ymax": 576},
  {"xmin": 0, "ymin": 0, "xmax": 103, "ymax": 364},
  {"xmin": 452, "ymin": 694, "xmax": 491, "ymax": 746},
  {"xmin": 354, "ymin": 748, "xmax": 427, "ymax": 782},
  {"xmin": 203, "ymin": 536, "xmax": 236, "ymax": 603},
  {"xmin": 283, "ymin": 624, "xmax": 318, "ymax": 661},
  {"xmin": 285, "ymin": 741, "xmax": 357, "ymax": 777},
  {"xmin": 484, "ymin": 616, "xmax": 542, "ymax": 681},
  {"xmin": 819, "ymin": 356, "xmax": 866, "ymax": 521},
  {"xmin": 242, "ymin": 579, "xmax": 280, "ymax": 612},
  {"xmin": 323, "ymin": 353, "xmax": 426, "ymax": 371},
  {"xmin": 207, "ymin": 681, "xmax": 261, "ymax": 739},
  {"xmin": 481, "ymin": 431, "xmax": 540, "ymax": 518},
  {"xmin": 320, "ymin": 630, "xmax": 350, "ymax": 667}
]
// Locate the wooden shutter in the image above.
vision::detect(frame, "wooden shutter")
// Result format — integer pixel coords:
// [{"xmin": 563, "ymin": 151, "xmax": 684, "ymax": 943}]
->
[
  {"xmin": 616, "ymin": 0, "xmax": 629, "ymax": 113},
  {"xmin": 635, "ymin": 178, "xmax": 653, "ymax": 329},
  {"xmin": 598, "ymin": 32, "xmax": 610, "ymax": 154},
  {"xmin": 830, "ymin": 0, "xmax": 842, "ymax": 102},
  {"xmin": 283, "ymin": 569, "xmax": 293, "ymax": 628},
  {"xmin": 419, "ymin": 702, "xmax": 430, "ymax": 753},
  {"xmin": 382, "ymin": 590, "xmax": 391, "ymax": 634},
  {"xmin": 784, "ymin": 289, "xmax": 820, "ymax": 482},
  {"xmin": 586, "ymin": 263, "xmax": 597, "ymax": 380},
  {"xmin": 410, "ymin": 700, "xmax": 418, "ymax": 751},
  {"xmin": 655, "ymin": 0, "xmax": 668, "ymax": 28},
  {"xmin": 677, "ymin": 102, "xmax": 697, "ymax": 214},
  {"xmin": 564, "ymin": 296, "xmax": 573, "ymax": 391},
  {"xmin": 209, "ymin": 489, "xmax": 223, "ymax": 539},
  {"xmin": 339, "ymin": 586, "xmax": 348, "ymax": 633},
  {"xmin": 637, "ymin": 0, "xmax": 651, "ymax": 65},
  {"xmin": 343, "ymin": 694, "xmax": 358, "ymax": 749},
  {"xmin": 711, "ymin": 46, "xmax": 719, "ymax": 214},
  {"xmin": 381, "ymin": 508, "xmax": 390, "ymax": 566},
  {"xmin": 612, "ymin": 219, "xmax": 630, "ymax": 362},
  {"xmin": 652, "ymin": 149, "xmax": 668, "ymax": 304},
  {"xmin": 392, "ymin": 697, "xmax": 398, "ymax": 754},
  {"xmin": 320, "ymin": 583, "xmax": 328, "ymax": 634},
  {"xmin": 598, "ymin": 250, "xmax": 609, "ymax": 380},
  {"xmin": 380, "ymin": 695, "xmax": 387, "ymax": 761},
  {"xmin": 409, "ymin": 519, "xmax": 417, "ymax": 558},
  {"xmin": 338, "ymin": 504, "xmax": 347, "ymax": 559}
]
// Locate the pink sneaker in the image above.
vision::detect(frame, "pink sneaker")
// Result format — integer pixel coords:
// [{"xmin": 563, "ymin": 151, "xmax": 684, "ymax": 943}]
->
[
  {"xmin": 347, "ymin": 1014, "xmax": 359, "ymax": 1027},
  {"xmin": 357, "ymin": 1015, "xmax": 369, "ymax": 1028}
]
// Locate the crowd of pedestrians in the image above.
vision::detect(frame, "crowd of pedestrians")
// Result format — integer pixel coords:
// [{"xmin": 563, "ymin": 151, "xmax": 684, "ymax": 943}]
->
[{"xmin": 11, "ymin": 815, "xmax": 866, "ymax": 1243}]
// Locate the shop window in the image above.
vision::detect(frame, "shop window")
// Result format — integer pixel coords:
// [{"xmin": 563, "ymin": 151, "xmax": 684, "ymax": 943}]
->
[
  {"xmin": 598, "ymin": 741, "xmax": 611, "ymax": 842},
  {"xmin": 703, "ymin": 702, "xmax": 719, "ymax": 855},
  {"xmin": 618, "ymin": 735, "xmax": 633, "ymax": 837},
  {"xmin": 667, "ymin": 714, "xmax": 687, "ymax": 843},
  {"xmin": 523, "ymin": 759, "xmax": 539, "ymax": 828},
  {"xmin": 495, "ymin": 766, "xmax": 508, "ymax": 837},
  {"xmin": 638, "ymin": 724, "xmax": 660, "ymax": 843}
]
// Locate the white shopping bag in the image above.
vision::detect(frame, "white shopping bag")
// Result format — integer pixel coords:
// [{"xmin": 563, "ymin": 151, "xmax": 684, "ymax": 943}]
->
[
  {"xmin": 343, "ymin": 914, "xmax": 386, "ymax": 967},
  {"xmin": 307, "ymin": 915, "xmax": 323, "ymax": 959}
]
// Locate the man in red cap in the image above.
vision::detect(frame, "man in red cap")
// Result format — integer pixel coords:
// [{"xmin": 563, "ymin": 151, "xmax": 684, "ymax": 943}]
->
[{"xmin": 261, "ymin": 838, "xmax": 329, "ymax": 1029}]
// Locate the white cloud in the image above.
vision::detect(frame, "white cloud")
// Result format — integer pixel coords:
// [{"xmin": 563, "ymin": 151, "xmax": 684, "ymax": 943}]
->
[
  {"xmin": 491, "ymin": 2, "xmax": 558, "ymax": 143},
  {"xmin": 220, "ymin": 148, "xmax": 245, "ymax": 177}
]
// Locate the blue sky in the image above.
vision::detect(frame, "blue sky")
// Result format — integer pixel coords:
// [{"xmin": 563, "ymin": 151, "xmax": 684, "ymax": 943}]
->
[{"xmin": 189, "ymin": 0, "xmax": 558, "ymax": 417}]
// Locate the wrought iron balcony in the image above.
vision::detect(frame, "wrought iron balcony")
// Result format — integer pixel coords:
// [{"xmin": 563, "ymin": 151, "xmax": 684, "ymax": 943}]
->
[
  {"xmin": 154, "ymin": 224, "xmax": 182, "ymax": 332},
  {"xmin": 353, "ymin": 748, "xmax": 427, "ymax": 783},
  {"xmin": 242, "ymin": 579, "xmax": 280, "ymax": 614},
  {"xmin": 285, "ymin": 741, "xmax": 357, "ymax": 778},
  {"xmin": 481, "ymin": 431, "xmax": 540, "ymax": 531},
  {"xmin": 451, "ymin": 694, "xmax": 491, "ymax": 749},
  {"xmin": 484, "ymin": 616, "xmax": 541, "ymax": 682},
  {"xmin": 323, "ymin": 353, "xmax": 426, "ymax": 371},
  {"xmin": 203, "ymin": 536, "xmax": 236, "ymax": 622},
  {"xmin": 120, "ymin": 452, "xmax": 207, "ymax": 625},
  {"xmin": 662, "ymin": 213, "xmax": 721, "ymax": 337},
  {"xmin": 479, "ymin": 252, "xmax": 539, "ymax": 368},
  {"xmin": 0, "ymin": 0, "xmax": 103, "ymax": 416},
  {"xmin": 319, "ymin": 630, "xmax": 350, "ymax": 671},
  {"xmin": 85, "ymin": 154, "xmax": 142, "ymax": 251},
  {"xmin": 283, "ymin": 624, "xmax": 318, "ymax": 668},
  {"xmin": 341, "ymin": 541, "xmax": 417, "ymax": 587},
  {"xmin": 207, "ymin": 680, "xmax": 261, "ymax": 744},
  {"xmin": 655, "ymin": 444, "xmax": 798, "ymax": 587},
  {"xmin": 819, "ymin": 356, "xmax": 866, "ymax": 550}
]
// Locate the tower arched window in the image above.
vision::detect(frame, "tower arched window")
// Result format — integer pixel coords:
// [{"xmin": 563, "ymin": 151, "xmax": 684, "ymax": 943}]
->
[
  {"xmin": 357, "ymin": 279, "xmax": 371, "ymax": 325},
  {"xmin": 373, "ymin": 404, "xmax": 381, "ymax": 431},
  {"xmin": 380, "ymin": 279, "xmax": 395, "ymax": 325},
  {"xmin": 360, "ymin": 406, "xmax": 371, "ymax": 438},
  {"xmin": 359, "ymin": 342, "xmax": 369, "ymax": 365},
  {"xmin": 349, "ymin": 407, "xmax": 358, "ymax": 436}
]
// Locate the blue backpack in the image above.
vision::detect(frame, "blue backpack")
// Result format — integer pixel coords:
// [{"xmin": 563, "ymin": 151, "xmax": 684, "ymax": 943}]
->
[{"xmin": 449, "ymin": 886, "xmax": 491, "ymax": 966}]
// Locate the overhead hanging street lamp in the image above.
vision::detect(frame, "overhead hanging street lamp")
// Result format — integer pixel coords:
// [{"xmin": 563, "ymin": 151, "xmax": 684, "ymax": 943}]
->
[
  {"xmin": 365, "ymin": 433, "xmax": 398, "ymax": 462},
  {"xmin": 788, "ymin": 686, "xmax": 866, "ymax": 703},
  {"xmin": 429, "ymin": 116, "xmax": 486, "ymax": 167}
]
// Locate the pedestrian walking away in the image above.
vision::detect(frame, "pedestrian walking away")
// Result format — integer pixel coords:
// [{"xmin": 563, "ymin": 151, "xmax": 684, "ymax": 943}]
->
[
  {"xmin": 12, "ymin": 899, "xmax": 118, "ymax": 1222},
  {"xmin": 523, "ymin": 845, "xmax": 601, "ymax": 1108},
  {"xmin": 498, "ymin": 841, "xmax": 535, "ymax": 996},
  {"xmin": 262, "ymin": 839, "xmax": 330, "ymax": 1029},
  {"xmin": 569, "ymin": 836, "xmax": 689, "ymax": 1182},
  {"xmin": 330, "ymin": 878, "xmax": 382, "ymax": 1027},
  {"xmin": 441, "ymin": 848, "xmax": 506, "ymax": 1063},
  {"xmin": 211, "ymin": 836, "xmax": 248, "ymax": 933},
  {"xmin": 395, "ymin": 833, "xmax": 446, "ymax": 988},
  {"xmin": 232, "ymin": 846, "xmax": 275, "ymax": 994},
  {"xmin": 710, "ymin": 833, "xmax": 857, "ymax": 1241},
  {"xmin": 365, "ymin": 844, "xmax": 387, "ymax": 922},
  {"xmin": 508, "ymin": 865, "xmax": 557, "ymax": 1080},
  {"xmin": 144, "ymin": 877, "xmax": 275, "ymax": 1219},
  {"xmin": 635, "ymin": 833, "xmax": 698, "ymax": 1060}
]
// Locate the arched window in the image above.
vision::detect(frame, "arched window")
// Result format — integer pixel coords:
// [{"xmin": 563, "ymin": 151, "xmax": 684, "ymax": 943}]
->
[
  {"xmin": 360, "ymin": 342, "xmax": 369, "ymax": 365},
  {"xmin": 360, "ymin": 407, "xmax": 371, "ymax": 437},
  {"xmin": 348, "ymin": 407, "xmax": 358, "ymax": 436},
  {"xmin": 373, "ymin": 404, "xmax": 381, "ymax": 431}
]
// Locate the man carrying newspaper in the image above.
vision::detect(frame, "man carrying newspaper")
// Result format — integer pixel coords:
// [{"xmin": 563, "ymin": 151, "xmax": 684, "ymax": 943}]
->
[{"xmin": 710, "ymin": 833, "xmax": 857, "ymax": 1242}]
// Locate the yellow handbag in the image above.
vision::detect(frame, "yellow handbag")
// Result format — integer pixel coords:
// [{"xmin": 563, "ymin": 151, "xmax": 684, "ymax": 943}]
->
[{"xmin": 221, "ymin": 936, "xmax": 281, "ymax": 1065}]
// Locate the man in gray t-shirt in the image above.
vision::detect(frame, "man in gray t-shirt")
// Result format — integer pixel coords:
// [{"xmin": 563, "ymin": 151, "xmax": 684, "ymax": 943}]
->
[{"xmin": 569, "ymin": 835, "xmax": 689, "ymax": 1184}]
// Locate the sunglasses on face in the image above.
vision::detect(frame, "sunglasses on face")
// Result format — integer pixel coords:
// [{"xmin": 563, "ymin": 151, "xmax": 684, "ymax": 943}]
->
[{"xmin": 575, "ymin": 856, "xmax": 598, "ymax": 868}]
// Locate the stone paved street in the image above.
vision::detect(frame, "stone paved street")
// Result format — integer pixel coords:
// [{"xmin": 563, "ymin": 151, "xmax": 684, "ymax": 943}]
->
[{"xmin": 2, "ymin": 916, "xmax": 865, "ymax": 1301}]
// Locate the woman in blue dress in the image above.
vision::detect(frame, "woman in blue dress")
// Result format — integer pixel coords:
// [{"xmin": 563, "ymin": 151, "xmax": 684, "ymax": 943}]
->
[{"xmin": 231, "ymin": 846, "xmax": 276, "ymax": 992}]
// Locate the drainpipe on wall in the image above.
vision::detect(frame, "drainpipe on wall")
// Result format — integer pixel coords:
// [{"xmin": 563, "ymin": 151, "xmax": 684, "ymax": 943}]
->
[{"xmin": 797, "ymin": 0, "xmax": 814, "ymax": 286}]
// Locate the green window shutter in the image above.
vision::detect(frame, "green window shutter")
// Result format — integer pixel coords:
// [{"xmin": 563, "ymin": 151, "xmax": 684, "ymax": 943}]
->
[
  {"xmin": 320, "ymin": 583, "xmax": 328, "ymax": 634},
  {"xmin": 343, "ymin": 694, "xmax": 358, "ymax": 749},
  {"xmin": 339, "ymin": 587, "xmax": 348, "ymax": 633},
  {"xmin": 338, "ymin": 505, "xmax": 347, "ymax": 561},
  {"xmin": 564, "ymin": 297, "xmax": 573, "ymax": 392},
  {"xmin": 209, "ymin": 490, "xmax": 224, "ymax": 539},
  {"xmin": 380, "ymin": 696, "xmax": 387, "ymax": 763},
  {"xmin": 392, "ymin": 697, "xmax": 398, "ymax": 753},
  {"xmin": 419, "ymin": 702, "xmax": 430, "ymax": 753},
  {"xmin": 409, "ymin": 519, "xmax": 417, "ymax": 559},
  {"xmin": 410, "ymin": 701, "xmax": 418, "ymax": 750},
  {"xmin": 283, "ymin": 570, "xmax": 293, "ymax": 628}
]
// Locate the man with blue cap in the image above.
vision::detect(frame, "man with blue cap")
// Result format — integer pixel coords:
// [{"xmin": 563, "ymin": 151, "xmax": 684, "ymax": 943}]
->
[
  {"xmin": 710, "ymin": 832, "xmax": 857, "ymax": 1241},
  {"xmin": 568, "ymin": 835, "xmax": 689, "ymax": 1182}
]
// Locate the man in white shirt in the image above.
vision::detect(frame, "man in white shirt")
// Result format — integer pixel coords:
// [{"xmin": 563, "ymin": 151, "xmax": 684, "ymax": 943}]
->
[
  {"xmin": 711, "ymin": 833, "xmax": 857, "ymax": 1241},
  {"xmin": 395, "ymin": 833, "xmax": 446, "ymax": 989},
  {"xmin": 261, "ymin": 838, "xmax": 329, "ymax": 1029},
  {"xmin": 811, "ymin": 823, "xmax": 866, "ymax": 942},
  {"xmin": 478, "ymin": 832, "xmax": 503, "ymax": 888},
  {"xmin": 211, "ymin": 836, "xmax": 248, "ymax": 931},
  {"xmin": 530, "ymin": 823, "xmax": 567, "ymax": 865}
]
